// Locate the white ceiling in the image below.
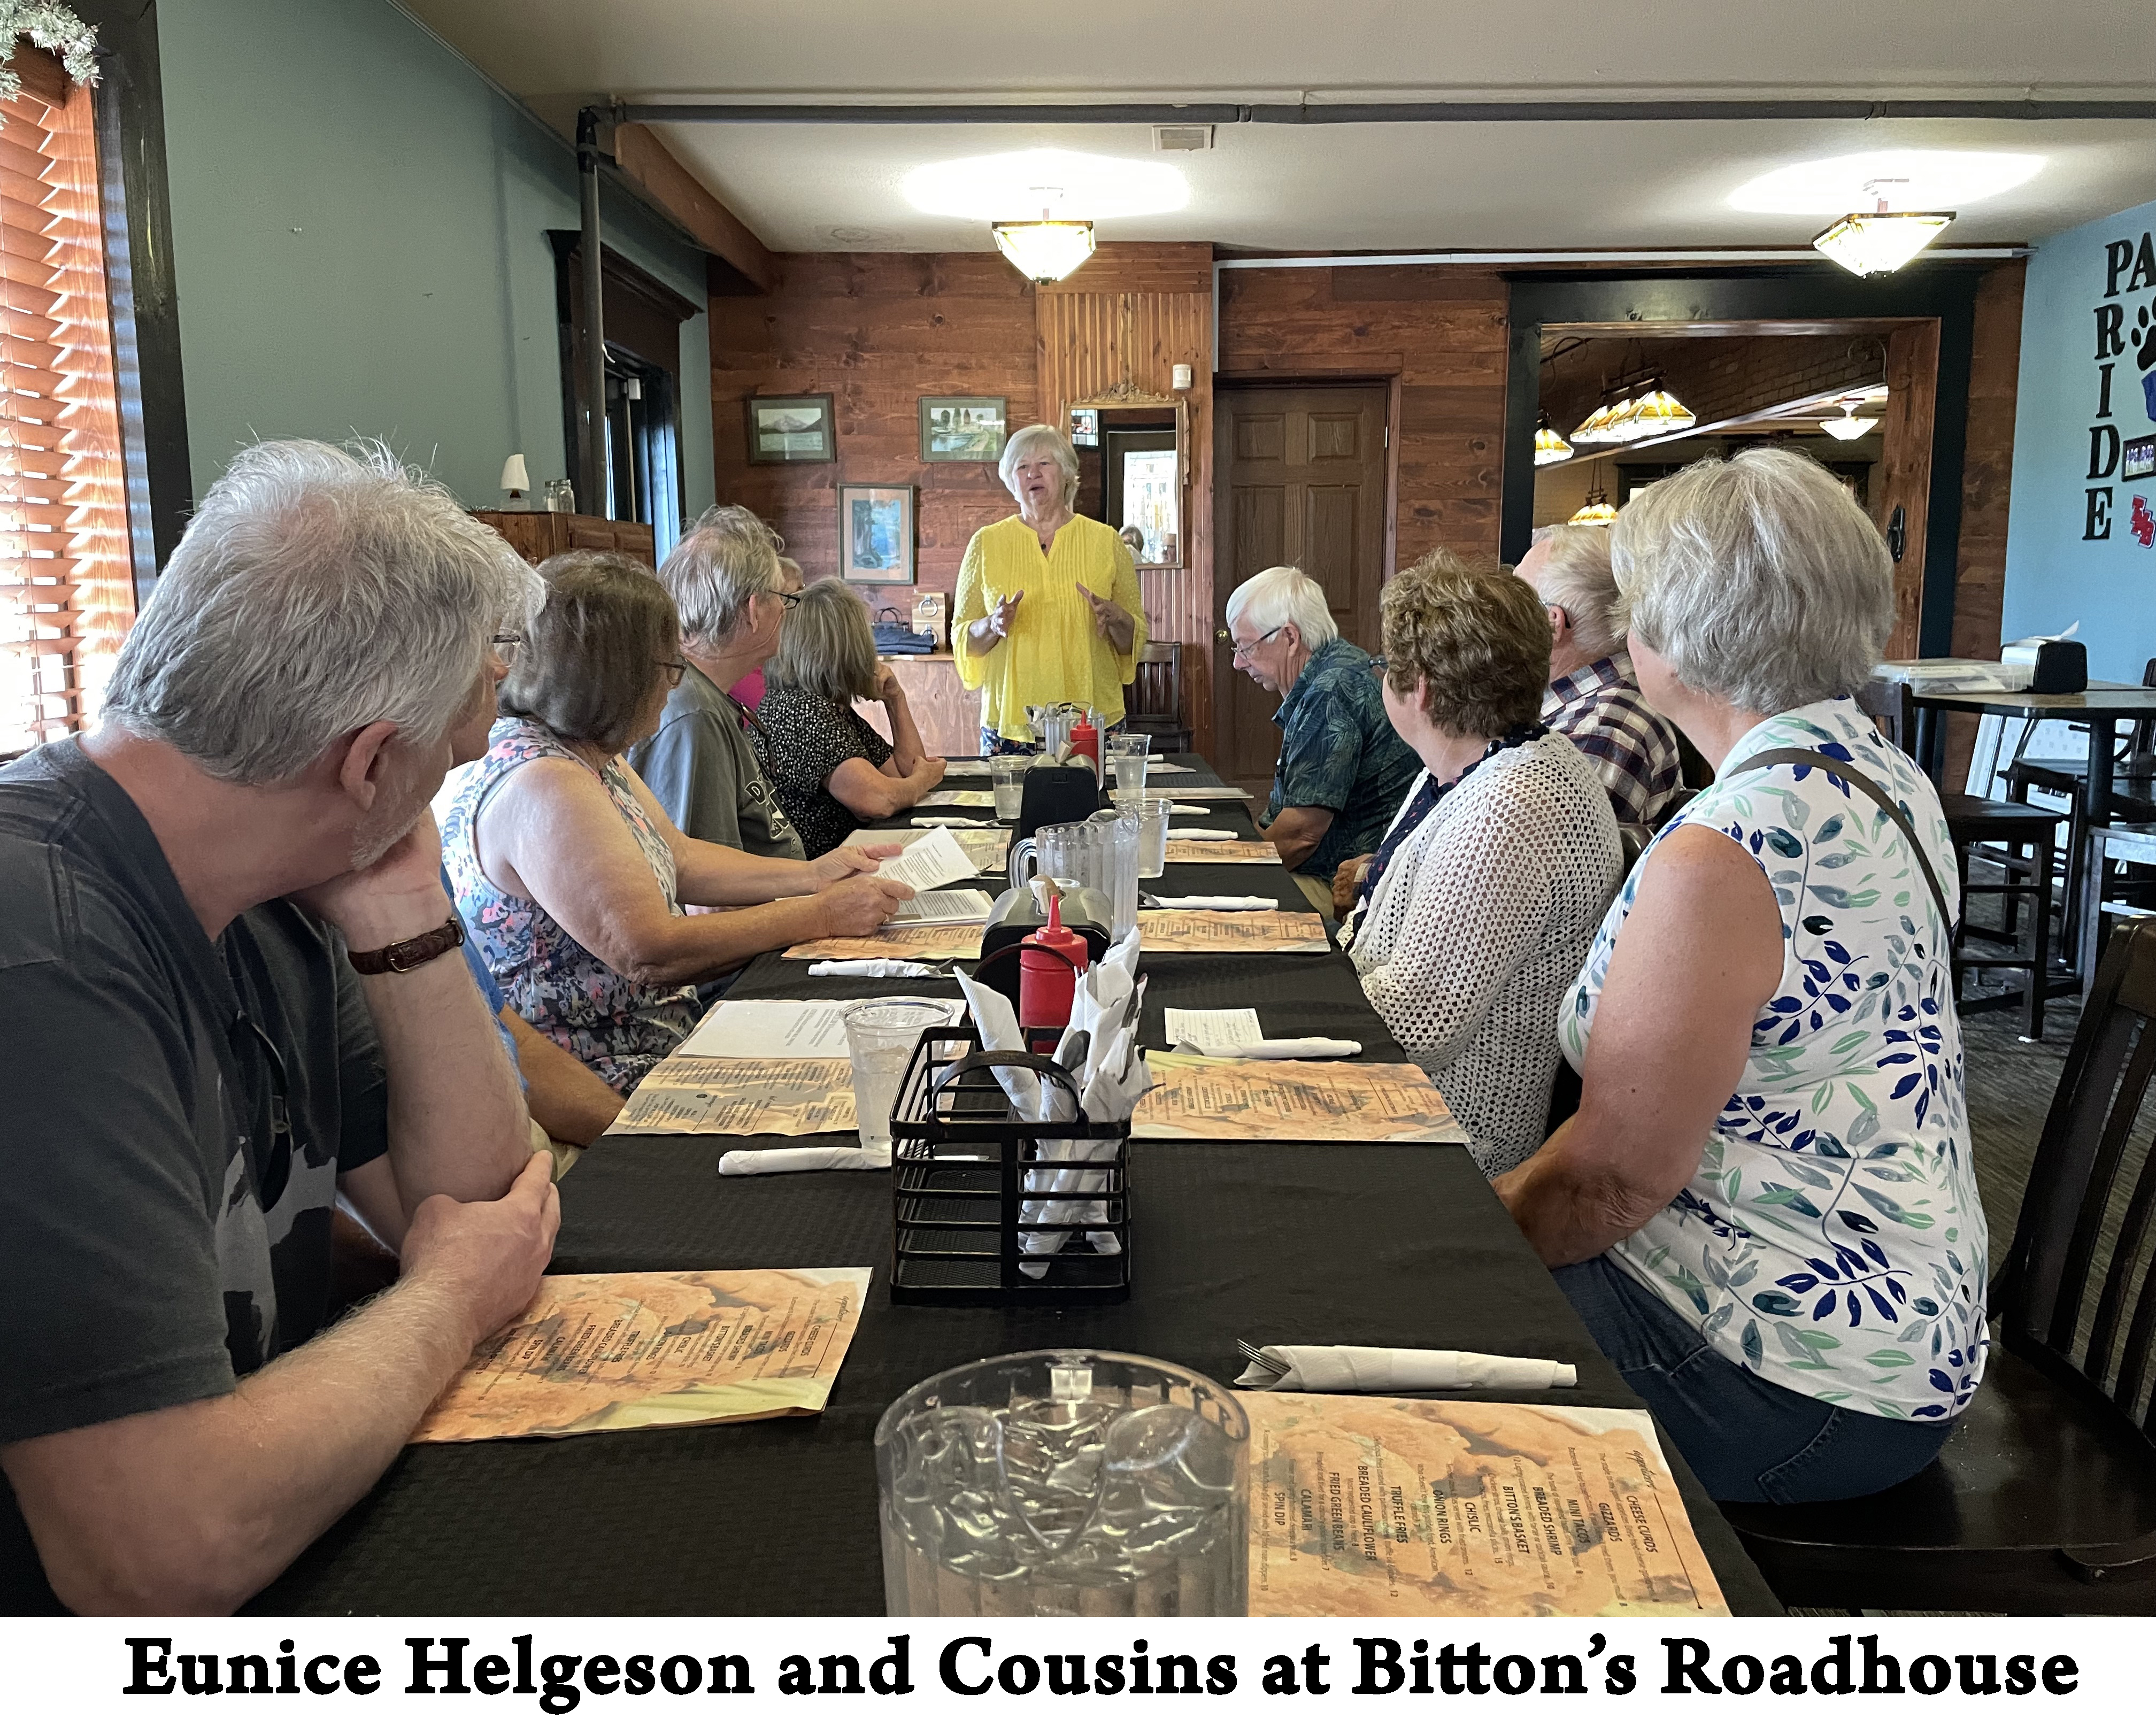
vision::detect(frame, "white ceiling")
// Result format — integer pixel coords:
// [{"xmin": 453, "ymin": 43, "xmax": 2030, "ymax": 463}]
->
[{"xmin": 398, "ymin": 1, "xmax": 2156, "ymax": 253}]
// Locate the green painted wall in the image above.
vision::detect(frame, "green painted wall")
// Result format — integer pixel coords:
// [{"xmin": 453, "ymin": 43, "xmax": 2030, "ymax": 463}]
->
[{"xmin": 156, "ymin": 0, "xmax": 714, "ymax": 522}]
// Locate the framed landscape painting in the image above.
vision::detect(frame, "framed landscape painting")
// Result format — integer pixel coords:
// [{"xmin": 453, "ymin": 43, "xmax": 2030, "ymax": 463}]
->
[
  {"xmin": 744, "ymin": 394, "xmax": 835, "ymax": 464},
  {"xmin": 839, "ymin": 484, "xmax": 916, "ymax": 584},
  {"xmin": 919, "ymin": 395, "xmax": 1007, "ymax": 463}
]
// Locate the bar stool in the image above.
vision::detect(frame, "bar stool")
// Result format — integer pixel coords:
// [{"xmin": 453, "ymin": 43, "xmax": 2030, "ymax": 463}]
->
[{"xmin": 1858, "ymin": 678, "xmax": 2065, "ymax": 1038}]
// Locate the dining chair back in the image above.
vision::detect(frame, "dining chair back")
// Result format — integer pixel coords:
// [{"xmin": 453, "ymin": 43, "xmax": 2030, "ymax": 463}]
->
[{"xmin": 1125, "ymin": 640, "xmax": 1191, "ymax": 754}]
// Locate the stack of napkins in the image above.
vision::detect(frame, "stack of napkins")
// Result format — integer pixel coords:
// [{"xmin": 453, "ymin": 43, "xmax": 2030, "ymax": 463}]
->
[{"xmin": 1235, "ymin": 1345, "xmax": 1577, "ymax": 1392}]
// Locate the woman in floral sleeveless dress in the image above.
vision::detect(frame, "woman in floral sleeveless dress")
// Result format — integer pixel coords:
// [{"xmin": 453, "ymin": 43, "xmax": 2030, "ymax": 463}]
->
[{"xmin": 1495, "ymin": 449, "xmax": 1986, "ymax": 1504}]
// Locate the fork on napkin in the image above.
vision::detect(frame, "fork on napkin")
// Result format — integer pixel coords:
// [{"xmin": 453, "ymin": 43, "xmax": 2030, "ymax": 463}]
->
[{"xmin": 1235, "ymin": 1342, "xmax": 1576, "ymax": 1391}]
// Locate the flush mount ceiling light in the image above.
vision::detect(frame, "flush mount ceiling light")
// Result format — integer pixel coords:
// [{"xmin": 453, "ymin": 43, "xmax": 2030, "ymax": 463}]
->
[
  {"xmin": 903, "ymin": 149, "xmax": 1189, "ymax": 221},
  {"xmin": 1534, "ymin": 414, "xmax": 1573, "ymax": 466},
  {"xmin": 1729, "ymin": 150, "xmax": 2042, "ymax": 215},
  {"xmin": 1569, "ymin": 486, "xmax": 1618, "ymax": 526},
  {"xmin": 1820, "ymin": 402, "xmax": 1881, "ymax": 441},
  {"xmin": 992, "ymin": 218, "xmax": 1097, "ymax": 283}
]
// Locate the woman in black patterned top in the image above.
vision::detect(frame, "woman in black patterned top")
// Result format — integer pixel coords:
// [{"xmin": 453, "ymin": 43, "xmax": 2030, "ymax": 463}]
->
[{"xmin": 754, "ymin": 581, "xmax": 945, "ymax": 856}]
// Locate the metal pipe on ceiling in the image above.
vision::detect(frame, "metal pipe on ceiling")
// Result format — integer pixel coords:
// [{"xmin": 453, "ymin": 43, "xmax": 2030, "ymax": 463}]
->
[{"xmin": 615, "ymin": 97, "xmax": 2156, "ymax": 125}]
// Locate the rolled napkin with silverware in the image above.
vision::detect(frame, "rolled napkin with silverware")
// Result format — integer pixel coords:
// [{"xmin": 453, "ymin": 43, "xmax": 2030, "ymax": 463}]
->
[
  {"xmin": 1235, "ymin": 1343, "xmax": 1577, "ymax": 1392},
  {"xmin": 1146, "ymin": 894, "xmax": 1274, "ymax": 911},
  {"xmin": 806, "ymin": 958, "xmax": 940, "ymax": 977},
  {"xmin": 911, "ymin": 814, "xmax": 991, "ymax": 827},
  {"xmin": 719, "ymin": 1144, "xmax": 892, "ymax": 1176},
  {"xmin": 1225, "ymin": 1037, "xmax": 1364, "ymax": 1060},
  {"xmin": 1168, "ymin": 826, "xmax": 1236, "ymax": 841}
]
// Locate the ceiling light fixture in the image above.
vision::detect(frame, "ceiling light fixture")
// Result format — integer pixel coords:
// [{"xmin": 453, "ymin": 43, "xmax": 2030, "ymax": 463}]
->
[
  {"xmin": 1534, "ymin": 413, "xmax": 1573, "ymax": 466},
  {"xmin": 992, "ymin": 216, "xmax": 1097, "ymax": 283},
  {"xmin": 1813, "ymin": 198, "xmax": 1955, "ymax": 276},
  {"xmin": 1820, "ymin": 402, "xmax": 1880, "ymax": 441},
  {"xmin": 1571, "ymin": 400, "xmax": 1617, "ymax": 444},
  {"xmin": 1622, "ymin": 387, "xmax": 1698, "ymax": 441},
  {"xmin": 1569, "ymin": 486, "xmax": 1618, "ymax": 526}
]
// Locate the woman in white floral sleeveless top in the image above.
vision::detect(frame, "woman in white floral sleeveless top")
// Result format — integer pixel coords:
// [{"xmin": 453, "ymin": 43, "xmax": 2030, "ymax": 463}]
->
[{"xmin": 1495, "ymin": 448, "xmax": 1986, "ymax": 1504}]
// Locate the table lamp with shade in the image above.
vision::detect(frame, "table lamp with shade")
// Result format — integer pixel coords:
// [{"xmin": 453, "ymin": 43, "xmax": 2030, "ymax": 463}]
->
[{"xmin": 500, "ymin": 453, "xmax": 531, "ymax": 508}]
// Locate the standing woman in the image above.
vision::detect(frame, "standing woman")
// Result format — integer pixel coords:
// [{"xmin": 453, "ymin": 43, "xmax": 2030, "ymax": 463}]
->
[{"xmin": 953, "ymin": 422, "xmax": 1148, "ymax": 753}]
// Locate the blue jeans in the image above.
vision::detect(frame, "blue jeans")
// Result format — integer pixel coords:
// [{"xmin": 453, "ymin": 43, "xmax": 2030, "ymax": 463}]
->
[{"xmin": 1554, "ymin": 1253, "xmax": 1957, "ymax": 1504}]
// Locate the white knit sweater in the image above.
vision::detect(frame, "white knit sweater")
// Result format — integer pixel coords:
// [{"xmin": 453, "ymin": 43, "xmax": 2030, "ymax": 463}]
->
[{"xmin": 1350, "ymin": 733, "xmax": 1622, "ymax": 1175}]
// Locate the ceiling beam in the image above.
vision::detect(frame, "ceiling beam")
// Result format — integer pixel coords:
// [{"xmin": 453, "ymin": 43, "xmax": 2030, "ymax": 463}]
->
[
  {"xmin": 615, "ymin": 97, "xmax": 2156, "ymax": 126},
  {"xmin": 611, "ymin": 122, "xmax": 777, "ymax": 294}
]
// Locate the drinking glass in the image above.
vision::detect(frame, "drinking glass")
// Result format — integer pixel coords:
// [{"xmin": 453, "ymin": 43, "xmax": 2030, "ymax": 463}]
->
[
  {"xmin": 1108, "ymin": 733, "xmax": 1150, "ymax": 797},
  {"xmin": 990, "ymin": 756, "xmax": 1027, "ymax": 821},
  {"xmin": 876, "ymin": 1348, "xmax": 1249, "ymax": 1616},
  {"xmin": 843, "ymin": 999, "xmax": 950, "ymax": 1151},
  {"xmin": 1115, "ymin": 790, "xmax": 1171, "ymax": 879},
  {"xmin": 1086, "ymin": 808, "xmax": 1140, "ymax": 940}
]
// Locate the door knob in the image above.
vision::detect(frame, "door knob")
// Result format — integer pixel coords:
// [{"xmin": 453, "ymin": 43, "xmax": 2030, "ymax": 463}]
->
[{"xmin": 1215, "ymin": 628, "xmax": 1231, "ymax": 642}]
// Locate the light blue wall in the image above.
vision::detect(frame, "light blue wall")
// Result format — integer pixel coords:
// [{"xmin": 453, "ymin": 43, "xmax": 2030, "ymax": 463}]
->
[
  {"xmin": 2001, "ymin": 194, "xmax": 2156, "ymax": 680},
  {"xmin": 156, "ymin": 0, "xmax": 714, "ymax": 522}
]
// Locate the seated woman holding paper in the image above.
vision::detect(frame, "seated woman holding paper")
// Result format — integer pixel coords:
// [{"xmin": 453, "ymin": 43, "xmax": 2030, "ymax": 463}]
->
[
  {"xmin": 756, "ymin": 579, "xmax": 945, "ymax": 857},
  {"xmin": 1495, "ymin": 448, "xmax": 1985, "ymax": 1504},
  {"xmin": 443, "ymin": 552, "xmax": 912, "ymax": 1092},
  {"xmin": 1345, "ymin": 550, "xmax": 1621, "ymax": 1176}
]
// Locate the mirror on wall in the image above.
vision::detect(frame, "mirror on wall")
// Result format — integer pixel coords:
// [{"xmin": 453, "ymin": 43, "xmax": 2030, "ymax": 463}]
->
[{"xmin": 1069, "ymin": 396, "xmax": 1186, "ymax": 568}]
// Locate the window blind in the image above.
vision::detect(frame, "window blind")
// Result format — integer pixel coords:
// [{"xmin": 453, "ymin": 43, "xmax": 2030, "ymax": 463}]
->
[{"xmin": 1, "ymin": 48, "xmax": 131, "ymax": 756}]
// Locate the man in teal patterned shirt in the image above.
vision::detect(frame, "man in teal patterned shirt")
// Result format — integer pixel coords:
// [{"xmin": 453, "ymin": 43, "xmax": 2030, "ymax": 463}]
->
[{"xmin": 1226, "ymin": 565, "xmax": 1422, "ymax": 913}]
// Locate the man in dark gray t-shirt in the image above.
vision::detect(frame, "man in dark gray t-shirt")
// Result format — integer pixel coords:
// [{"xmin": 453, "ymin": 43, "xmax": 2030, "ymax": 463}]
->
[
  {"xmin": 0, "ymin": 442, "xmax": 558, "ymax": 1615},
  {"xmin": 630, "ymin": 662, "xmax": 805, "ymax": 861}
]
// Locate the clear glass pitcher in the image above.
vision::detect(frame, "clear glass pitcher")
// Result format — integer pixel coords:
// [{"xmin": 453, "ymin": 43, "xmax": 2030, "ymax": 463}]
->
[
  {"xmin": 1008, "ymin": 814, "xmax": 1137, "ymax": 941},
  {"xmin": 876, "ymin": 1348, "xmax": 1249, "ymax": 1616},
  {"xmin": 1025, "ymin": 702, "xmax": 1083, "ymax": 756}
]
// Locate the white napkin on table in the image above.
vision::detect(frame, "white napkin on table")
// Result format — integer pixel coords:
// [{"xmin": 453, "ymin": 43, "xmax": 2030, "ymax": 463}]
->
[
  {"xmin": 911, "ymin": 815, "xmax": 992, "ymax": 827},
  {"xmin": 1149, "ymin": 895, "xmax": 1273, "ymax": 911},
  {"xmin": 1168, "ymin": 826, "xmax": 1237, "ymax": 841},
  {"xmin": 719, "ymin": 1144, "xmax": 891, "ymax": 1176},
  {"xmin": 1235, "ymin": 1345, "xmax": 1577, "ymax": 1392},
  {"xmin": 806, "ymin": 958, "xmax": 938, "ymax": 977}
]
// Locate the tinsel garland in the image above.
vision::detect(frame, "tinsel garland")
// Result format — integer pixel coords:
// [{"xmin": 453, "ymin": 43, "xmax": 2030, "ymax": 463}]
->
[{"xmin": 0, "ymin": 2, "xmax": 98, "ymax": 103}]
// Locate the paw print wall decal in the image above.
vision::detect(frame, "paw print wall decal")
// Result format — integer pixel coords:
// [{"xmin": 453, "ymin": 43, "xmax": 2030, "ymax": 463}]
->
[{"xmin": 2132, "ymin": 495, "xmax": 2155, "ymax": 549}]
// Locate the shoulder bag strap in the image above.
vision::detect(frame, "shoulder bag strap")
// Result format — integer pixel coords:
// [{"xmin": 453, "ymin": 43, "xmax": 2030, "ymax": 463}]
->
[{"xmin": 1728, "ymin": 747, "xmax": 1959, "ymax": 943}]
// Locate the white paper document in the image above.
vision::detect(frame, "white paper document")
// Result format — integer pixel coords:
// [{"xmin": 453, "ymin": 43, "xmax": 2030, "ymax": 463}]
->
[
  {"xmin": 1163, "ymin": 1006, "xmax": 1265, "ymax": 1055},
  {"xmin": 938, "ymin": 759, "xmax": 992, "ymax": 777},
  {"xmin": 886, "ymin": 888, "xmax": 994, "ymax": 924},
  {"xmin": 875, "ymin": 824, "xmax": 982, "ymax": 892},
  {"xmin": 680, "ymin": 996, "xmax": 961, "ymax": 1059}
]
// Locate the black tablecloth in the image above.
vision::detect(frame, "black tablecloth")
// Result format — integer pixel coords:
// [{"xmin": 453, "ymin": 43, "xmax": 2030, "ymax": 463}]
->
[
  {"xmin": 255, "ymin": 1141, "xmax": 1776, "ymax": 1615},
  {"xmin": 247, "ymin": 756, "xmax": 1774, "ymax": 1616}
]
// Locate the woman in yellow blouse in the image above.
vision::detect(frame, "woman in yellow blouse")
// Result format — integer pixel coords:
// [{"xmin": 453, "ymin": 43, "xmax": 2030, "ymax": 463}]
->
[{"xmin": 954, "ymin": 422, "xmax": 1147, "ymax": 752}]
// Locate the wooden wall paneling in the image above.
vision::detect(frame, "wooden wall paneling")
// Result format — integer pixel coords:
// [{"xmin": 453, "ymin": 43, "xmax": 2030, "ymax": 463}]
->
[
  {"xmin": 1876, "ymin": 320, "xmax": 1940, "ymax": 662},
  {"xmin": 852, "ymin": 656, "xmax": 979, "ymax": 759}
]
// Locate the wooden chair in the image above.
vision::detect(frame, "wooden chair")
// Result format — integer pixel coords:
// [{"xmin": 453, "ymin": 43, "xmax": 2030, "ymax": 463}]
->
[
  {"xmin": 1721, "ymin": 915, "xmax": 2156, "ymax": 1613},
  {"xmin": 1124, "ymin": 641, "xmax": 1191, "ymax": 754},
  {"xmin": 1859, "ymin": 677, "xmax": 2063, "ymax": 1038}
]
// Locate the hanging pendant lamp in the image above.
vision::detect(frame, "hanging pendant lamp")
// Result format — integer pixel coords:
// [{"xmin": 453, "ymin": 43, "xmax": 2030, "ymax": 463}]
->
[
  {"xmin": 1623, "ymin": 387, "xmax": 1698, "ymax": 441},
  {"xmin": 1569, "ymin": 485, "xmax": 1618, "ymax": 526},
  {"xmin": 1534, "ymin": 413, "xmax": 1573, "ymax": 466}
]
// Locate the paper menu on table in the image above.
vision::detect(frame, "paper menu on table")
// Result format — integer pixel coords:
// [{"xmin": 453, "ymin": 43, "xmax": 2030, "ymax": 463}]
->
[
  {"xmin": 875, "ymin": 824, "xmax": 981, "ymax": 892},
  {"xmin": 1135, "ymin": 1051, "xmax": 1464, "ymax": 1142},
  {"xmin": 938, "ymin": 758, "xmax": 992, "ymax": 777},
  {"xmin": 1164, "ymin": 1006, "xmax": 1264, "ymax": 1055},
  {"xmin": 608, "ymin": 1055, "xmax": 857, "ymax": 1136},
  {"xmin": 920, "ymin": 789, "xmax": 998, "ymax": 807},
  {"xmin": 679, "ymin": 996, "xmax": 962, "ymax": 1059},
  {"xmin": 887, "ymin": 888, "xmax": 994, "ymax": 924},
  {"xmin": 1240, "ymin": 1393, "xmax": 1728, "ymax": 1616},
  {"xmin": 411, "ymin": 1268, "xmax": 872, "ymax": 1443}
]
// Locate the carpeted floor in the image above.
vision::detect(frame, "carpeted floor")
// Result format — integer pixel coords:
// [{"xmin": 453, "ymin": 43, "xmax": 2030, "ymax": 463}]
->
[{"xmin": 1961, "ymin": 992, "xmax": 2075, "ymax": 1255}]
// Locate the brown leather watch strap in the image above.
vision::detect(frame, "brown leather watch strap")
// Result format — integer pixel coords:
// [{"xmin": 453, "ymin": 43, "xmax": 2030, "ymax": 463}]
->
[{"xmin": 348, "ymin": 915, "xmax": 466, "ymax": 976}]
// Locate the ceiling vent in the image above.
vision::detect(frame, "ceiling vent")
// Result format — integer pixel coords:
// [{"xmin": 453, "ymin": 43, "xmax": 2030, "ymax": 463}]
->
[{"xmin": 1152, "ymin": 124, "xmax": 1214, "ymax": 152}]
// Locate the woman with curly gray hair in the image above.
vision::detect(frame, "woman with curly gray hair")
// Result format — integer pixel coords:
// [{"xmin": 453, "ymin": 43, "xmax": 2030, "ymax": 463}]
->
[{"xmin": 1496, "ymin": 446, "xmax": 1985, "ymax": 1504}]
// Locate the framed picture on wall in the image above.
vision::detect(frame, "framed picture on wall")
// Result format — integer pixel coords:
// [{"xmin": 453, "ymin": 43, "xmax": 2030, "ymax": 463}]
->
[
  {"xmin": 744, "ymin": 394, "xmax": 835, "ymax": 464},
  {"xmin": 839, "ymin": 484, "xmax": 917, "ymax": 584},
  {"xmin": 919, "ymin": 395, "xmax": 1007, "ymax": 462}
]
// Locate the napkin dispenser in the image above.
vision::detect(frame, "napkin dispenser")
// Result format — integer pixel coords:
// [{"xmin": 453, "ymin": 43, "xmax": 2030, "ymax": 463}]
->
[
  {"xmin": 976, "ymin": 883, "xmax": 1112, "ymax": 1007},
  {"xmin": 1016, "ymin": 762, "xmax": 1104, "ymax": 838},
  {"xmin": 2000, "ymin": 637, "xmax": 2087, "ymax": 695}
]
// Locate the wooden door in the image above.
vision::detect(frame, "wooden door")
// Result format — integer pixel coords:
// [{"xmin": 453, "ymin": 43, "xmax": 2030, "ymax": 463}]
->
[{"xmin": 1212, "ymin": 383, "xmax": 1390, "ymax": 790}]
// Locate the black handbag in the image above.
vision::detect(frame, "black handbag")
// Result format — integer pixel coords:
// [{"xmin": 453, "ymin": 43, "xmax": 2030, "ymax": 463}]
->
[{"xmin": 869, "ymin": 606, "xmax": 931, "ymax": 654}]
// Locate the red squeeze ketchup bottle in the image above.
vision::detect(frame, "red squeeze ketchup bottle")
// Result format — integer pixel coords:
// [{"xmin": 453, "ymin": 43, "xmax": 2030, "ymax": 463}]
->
[
  {"xmin": 1018, "ymin": 892, "xmax": 1089, "ymax": 1055},
  {"xmin": 1068, "ymin": 710, "xmax": 1102, "ymax": 777}
]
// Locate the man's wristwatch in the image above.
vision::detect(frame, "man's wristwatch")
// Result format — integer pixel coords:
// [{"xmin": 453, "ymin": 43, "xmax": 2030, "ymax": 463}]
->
[{"xmin": 348, "ymin": 916, "xmax": 466, "ymax": 975}]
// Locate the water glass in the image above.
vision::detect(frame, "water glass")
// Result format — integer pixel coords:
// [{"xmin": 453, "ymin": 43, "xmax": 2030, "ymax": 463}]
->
[
  {"xmin": 876, "ymin": 1348, "xmax": 1249, "ymax": 1616},
  {"xmin": 990, "ymin": 755, "xmax": 1027, "ymax": 821},
  {"xmin": 1109, "ymin": 732, "xmax": 1150, "ymax": 797},
  {"xmin": 1115, "ymin": 790, "xmax": 1172, "ymax": 879},
  {"xmin": 842, "ymin": 999, "xmax": 950, "ymax": 1151}
]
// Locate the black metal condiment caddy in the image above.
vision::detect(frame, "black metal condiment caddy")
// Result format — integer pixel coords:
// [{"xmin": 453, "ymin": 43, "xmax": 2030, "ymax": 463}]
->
[{"xmin": 888, "ymin": 1022, "xmax": 1131, "ymax": 1305}]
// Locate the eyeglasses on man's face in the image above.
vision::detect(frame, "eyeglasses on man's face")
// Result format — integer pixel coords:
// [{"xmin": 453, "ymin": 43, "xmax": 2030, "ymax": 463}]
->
[
  {"xmin": 771, "ymin": 588, "xmax": 803, "ymax": 611},
  {"xmin": 490, "ymin": 632, "xmax": 523, "ymax": 666},
  {"xmin": 1230, "ymin": 625, "xmax": 1285, "ymax": 662},
  {"xmin": 655, "ymin": 660, "xmax": 688, "ymax": 689}
]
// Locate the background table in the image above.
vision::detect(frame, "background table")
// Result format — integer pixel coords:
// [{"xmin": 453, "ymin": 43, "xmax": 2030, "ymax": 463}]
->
[{"xmin": 249, "ymin": 756, "xmax": 1776, "ymax": 1616}]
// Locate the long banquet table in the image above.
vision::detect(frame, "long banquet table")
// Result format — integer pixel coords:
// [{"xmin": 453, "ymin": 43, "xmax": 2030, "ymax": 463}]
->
[{"xmin": 252, "ymin": 756, "xmax": 1777, "ymax": 1616}]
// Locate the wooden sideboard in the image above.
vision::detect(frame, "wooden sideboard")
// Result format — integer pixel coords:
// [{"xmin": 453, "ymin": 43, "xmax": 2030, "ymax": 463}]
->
[
  {"xmin": 852, "ymin": 653, "xmax": 981, "ymax": 758},
  {"xmin": 472, "ymin": 510, "xmax": 656, "ymax": 567}
]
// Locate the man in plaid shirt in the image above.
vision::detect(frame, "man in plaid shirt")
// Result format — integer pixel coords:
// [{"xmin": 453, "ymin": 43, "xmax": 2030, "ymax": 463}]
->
[{"xmin": 1516, "ymin": 525, "xmax": 1682, "ymax": 842}]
